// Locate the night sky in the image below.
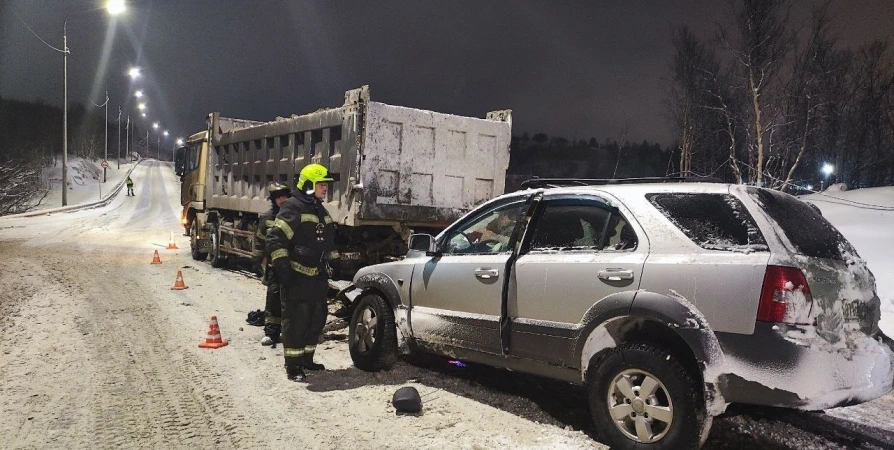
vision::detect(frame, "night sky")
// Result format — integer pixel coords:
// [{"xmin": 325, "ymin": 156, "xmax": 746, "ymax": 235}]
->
[{"xmin": 2, "ymin": 0, "xmax": 892, "ymax": 146}]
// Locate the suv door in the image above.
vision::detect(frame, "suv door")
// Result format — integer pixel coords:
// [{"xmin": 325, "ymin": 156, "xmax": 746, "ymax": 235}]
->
[
  {"xmin": 510, "ymin": 195, "xmax": 647, "ymax": 366},
  {"xmin": 409, "ymin": 198, "xmax": 528, "ymax": 355}
]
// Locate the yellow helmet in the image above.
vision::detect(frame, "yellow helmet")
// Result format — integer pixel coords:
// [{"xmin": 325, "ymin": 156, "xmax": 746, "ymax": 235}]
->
[{"xmin": 297, "ymin": 163, "xmax": 334, "ymax": 191}]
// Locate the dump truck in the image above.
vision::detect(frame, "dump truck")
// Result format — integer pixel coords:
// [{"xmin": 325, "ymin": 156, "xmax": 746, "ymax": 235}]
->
[{"xmin": 175, "ymin": 86, "xmax": 512, "ymax": 279}]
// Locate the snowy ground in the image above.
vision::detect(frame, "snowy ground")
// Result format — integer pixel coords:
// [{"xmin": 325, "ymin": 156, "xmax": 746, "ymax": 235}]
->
[
  {"xmin": 32, "ymin": 156, "xmax": 139, "ymax": 212},
  {"xmin": 802, "ymin": 186, "xmax": 894, "ymax": 337},
  {"xmin": 0, "ymin": 168, "xmax": 892, "ymax": 449}
]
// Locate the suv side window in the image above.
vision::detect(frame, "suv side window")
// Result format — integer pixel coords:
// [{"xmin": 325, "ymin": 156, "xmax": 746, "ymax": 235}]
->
[
  {"xmin": 443, "ymin": 201, "xmax": 526, "ymax": 255},
  {"xmin": 648, "ymin": 193, "xmax": 768, "ymax": 252},
  {"xmin": 530, "ymin": 200, "xmax": 638, "ymax": 251}
]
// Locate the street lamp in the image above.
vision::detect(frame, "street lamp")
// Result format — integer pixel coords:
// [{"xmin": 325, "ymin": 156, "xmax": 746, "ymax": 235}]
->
[
  {"xmin": 62, "ymin": 2, "xmax": 125, "ymax": 206},
  {"xmin": 820, "ymin": 163, "xmax": 835, "ymax": 190},
  {"xmin": 106, "ymin": 0, "xmax": 126, "ymax": 15},
  {"xmin": 163, "ymin": 130, "xmax": 169, "ymax": 137},
  {"xmin": 135, "ymin": 90, "xmax": 143, "ymax": 98},
  {"xmin": 127, "ymin": 67, "xmax": 140, "ymax": 79},
  {"xmin": 176, "ymin": 138, "xmax": 184, "ymax": 146},
  {"xmin": 153, "ymin": 122, "xmax": 159, "ymax": 130},
  {"xmin": 138, "ymin": 103, "xmax": 146, "ymax": 111},
  {"xmin": 141, "ymin": 113, "xmax": 146, "ymax": 117}
]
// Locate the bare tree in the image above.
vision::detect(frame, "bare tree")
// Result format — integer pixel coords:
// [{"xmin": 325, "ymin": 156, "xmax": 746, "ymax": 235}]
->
[{"xmin": 720, "ymin": 0, "xmax": 793, "ymax": 186}]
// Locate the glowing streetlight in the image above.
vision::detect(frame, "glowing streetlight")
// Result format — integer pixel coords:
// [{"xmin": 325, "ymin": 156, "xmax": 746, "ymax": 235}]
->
[
  {"xmin": 153, "ymin": 122, "xmax": 159, "ymax": 130},
  {"xmin": 141, "ymin": 113, "xmax": 146, "ymax": 117},
  {"xmin": 106, "ymin": 0, "xmax": 126, "ymax": 15},
  {"xmin": 176, "ymin": 138, "xmax": 184, "ymax": 146},
  {"xmin": 163, "ymin": 130, "xmax": 169, "ymax": 137},
  {"xmin": 127, "ymin": 67, "xmax": 141, "ymax": 79},
  {"xmin": 138, "ymin": 102, "xmax": 146, "ymax": 111},
  {"xmin": 821, "ymin": 163, "xmax": 834, "ymax": 176},
  {"xmin": 134, "ymin": 90, "xmax": 143, "ymax": 98}
]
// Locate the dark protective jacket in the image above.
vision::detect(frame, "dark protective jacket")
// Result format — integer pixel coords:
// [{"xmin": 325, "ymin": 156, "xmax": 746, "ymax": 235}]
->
[
  {"xmin": 253, "ymin": 207, "xmax": 278, "ymax": 285},
  {"xmin": 266, "ymin": 190, "xmax": 338, "ymax": 280}
]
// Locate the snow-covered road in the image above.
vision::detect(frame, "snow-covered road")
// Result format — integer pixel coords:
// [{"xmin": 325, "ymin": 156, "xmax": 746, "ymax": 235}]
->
[{"xmin": 0, "ymin": 165, "xmax": 891, "ymax": 449}]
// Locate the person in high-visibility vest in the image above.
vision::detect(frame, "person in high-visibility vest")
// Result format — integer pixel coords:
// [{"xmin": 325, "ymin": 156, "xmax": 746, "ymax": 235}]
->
[
  {"xmin": 125, "ymin": 176, "xmax": 134, "ymax": 196},
  {"xmin": 266, "ymin": 164, "xmax": 338, "ymax": 382},
  {"xmin": 253, "ymin": 182, "xmax": 291, "ymax": 347}
]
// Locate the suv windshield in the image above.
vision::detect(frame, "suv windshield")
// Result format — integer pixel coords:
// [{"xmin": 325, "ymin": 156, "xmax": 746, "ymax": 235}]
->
[{"xmin": 750, "ymin": 188, "xmax": 855, "ymax": 261}]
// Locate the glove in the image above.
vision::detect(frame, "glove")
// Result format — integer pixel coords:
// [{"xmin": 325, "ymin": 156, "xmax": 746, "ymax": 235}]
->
[{"xmin": 273, "ymin": 258, "xmax": 297, "ymax": 289}]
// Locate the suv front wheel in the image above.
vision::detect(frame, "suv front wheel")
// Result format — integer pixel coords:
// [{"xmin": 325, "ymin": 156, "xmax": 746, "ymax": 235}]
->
[
  {"xmin": 348, "ymin": 293, "xmax": 397, "ymax": 372},
  {"xmin": 589, "ymin": 343, "xmax": 708, "ymax": 449}
]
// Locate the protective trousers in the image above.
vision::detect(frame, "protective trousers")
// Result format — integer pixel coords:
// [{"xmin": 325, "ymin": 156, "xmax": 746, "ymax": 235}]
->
[
  {"xmin": 263, "ymin": 282, "xmax": 282, "ymax": 341},
  {"xmin": 280, "ymin": 276, "xmax": 329, "ymax": 369}
]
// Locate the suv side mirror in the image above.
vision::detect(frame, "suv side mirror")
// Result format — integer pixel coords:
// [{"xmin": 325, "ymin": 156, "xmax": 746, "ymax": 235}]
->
[{"xmin": 409, "ymin": 233, "xmax": 438, "ymax": 255}]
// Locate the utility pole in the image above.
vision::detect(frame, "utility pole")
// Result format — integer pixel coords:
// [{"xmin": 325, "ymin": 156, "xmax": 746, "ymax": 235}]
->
[
  {"xmin": 62, "ymin": 20, "xmax": 69, "ymax": 206},
  {"xmin": 117, "ymin": 107, "xmax": 121, "ymax": 169},
  {"xmin": 125, "ymin": 115, "xmax": 130, "ymax": 165},
  {"xmin": 103, "ymin": 91, "xmax": 108, "ymax": 182}
]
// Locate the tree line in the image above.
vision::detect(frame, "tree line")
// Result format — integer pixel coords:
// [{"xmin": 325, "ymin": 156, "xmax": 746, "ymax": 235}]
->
[{"xmin": 666, "ymin": 0, "xmax": 894, "ymax": 191}]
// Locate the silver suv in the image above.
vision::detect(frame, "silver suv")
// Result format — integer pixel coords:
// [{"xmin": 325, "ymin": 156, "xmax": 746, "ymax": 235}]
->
[{"xmin": 346, "ymin": 180, "xmax": 894, "ymax": 449}]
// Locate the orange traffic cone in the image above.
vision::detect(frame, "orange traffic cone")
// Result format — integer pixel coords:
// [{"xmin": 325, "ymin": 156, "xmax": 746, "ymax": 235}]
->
[
  {"xmin": 171, "ymin": 270, "xmax": 188, "ymax": 290},
  {"xmin": 151, "ymin": 250, "xmax": 162, "ymax": 265},
  {"xmin": 199, "ymin": 316, "xmax": 228, "ymax": 349},
  {"xmin": 167, "ymin": 231, "xmax": 179, "ymax": 250}
]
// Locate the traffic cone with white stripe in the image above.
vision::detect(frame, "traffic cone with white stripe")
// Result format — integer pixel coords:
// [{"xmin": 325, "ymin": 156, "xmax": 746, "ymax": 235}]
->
[
  {"xmin": 171, "ymin": 270, "xmax": 188, "ymax": 290},
  {"xmin": 167, "ymin": 231, "xmax": 179, "ymax": 250},
  {"xmin": 199, "ymin": 315, "xmax": 228, "ymax": 349},
  {"xmin": 151, "ymin": 250, "xmax": 162, "ymax": 265}
]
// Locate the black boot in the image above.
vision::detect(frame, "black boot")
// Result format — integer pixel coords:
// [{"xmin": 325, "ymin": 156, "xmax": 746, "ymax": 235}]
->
[
  {"xmin": 303, "ymin": 354, "xmax": 325, "ymax": 371},
  {"xmin": 286, "ymin": 365, "xmax": 306, "ymax": 382}
]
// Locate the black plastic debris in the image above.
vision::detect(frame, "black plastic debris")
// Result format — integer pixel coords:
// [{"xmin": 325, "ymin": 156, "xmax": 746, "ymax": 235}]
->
[
  {"xmin": 245, "ymin": 310, "xmax": 265, "ymax": 327},
  {"xmin": 392, "ymin": 386, "xmax": 422, "ymax": 413}
]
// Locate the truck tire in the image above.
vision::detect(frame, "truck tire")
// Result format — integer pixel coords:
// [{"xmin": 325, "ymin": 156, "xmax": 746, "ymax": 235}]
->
[
  {"xmin": 588, "ymin": 343, "xmax": 707, "ymax": 450},
  {"xmin": 190, "ymin": 221, "xmax": 207, "ymax": 261},
  {"xmin": 348, "ymin": 293, "xmax": 397, "ymax": 372},
  {"xmin": 209, "ymin": 222, "xmax": 227, "ymax": 268}
]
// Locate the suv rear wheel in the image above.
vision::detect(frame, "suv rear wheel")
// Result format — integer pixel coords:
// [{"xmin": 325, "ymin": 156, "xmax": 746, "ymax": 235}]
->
[
  {"xmin": 348, "ymin": 293, "xmax": 397, "ymax": 372},
  {"xmin": 589, "ymin": 343, "xmax": 707, "ymax": 449}
]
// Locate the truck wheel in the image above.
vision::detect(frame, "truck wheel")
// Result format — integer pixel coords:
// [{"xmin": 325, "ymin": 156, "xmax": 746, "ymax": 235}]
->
[
  {"xmin": 190, "ymin": 221, "xmax": 207, "ymax": 261},
  {"xmin": 349, "ymin": 293, "xmax": 397, "ymax": 372},
  {"xmin": 209, "ymin": 222, "xmax": 227, "ymax": 268},
  {"xmin": 588, "ymin": 343, "xmax": 707, "ymax": 449}
]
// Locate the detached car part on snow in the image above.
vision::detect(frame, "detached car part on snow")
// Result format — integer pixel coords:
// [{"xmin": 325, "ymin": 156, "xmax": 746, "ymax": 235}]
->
[{"xmin": 345, "ymin": 179, "xmax": 894, "ymax": 449}]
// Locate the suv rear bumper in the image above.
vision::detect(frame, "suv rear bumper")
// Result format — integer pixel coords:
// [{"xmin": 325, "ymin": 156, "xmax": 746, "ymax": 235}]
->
[{"xmin": 715, "ymin": 323, "xmax": 894, "ymax": 410}]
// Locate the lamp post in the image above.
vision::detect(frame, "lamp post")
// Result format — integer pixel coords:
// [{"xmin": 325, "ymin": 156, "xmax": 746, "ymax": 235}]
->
[
  {"xmin": 116, "ymin": 106, "xmax": 121, "ymax": 169},
  {"xmin": 92, "ymin": 91, "xmax": 109, "ymax": 182},
  {"xmin": 61, "ymin": 1, "xmax": 125, "ymax": 206}
]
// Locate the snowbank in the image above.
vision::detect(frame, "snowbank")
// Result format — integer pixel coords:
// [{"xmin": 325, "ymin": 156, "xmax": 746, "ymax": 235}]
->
[
  {"xmin": 802, "ymin": 187, "xmax": 894, "ymax": 337},
  {"xmin": 31, "ymin": 156, "xmax": 138, "ymax": 212}
]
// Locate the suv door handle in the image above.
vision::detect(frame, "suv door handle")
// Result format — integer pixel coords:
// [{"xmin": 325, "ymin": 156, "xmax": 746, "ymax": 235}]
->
[
  {"xmin": 598, "ymin": 268, "xmax": 634, "ymax": 281},
  {"xmin": 475, "ymin": 268, "xmax": 499, "ymax": 280}
]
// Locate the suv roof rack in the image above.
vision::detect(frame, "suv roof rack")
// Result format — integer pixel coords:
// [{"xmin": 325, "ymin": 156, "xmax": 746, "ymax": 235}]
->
[{"xmin": 518, "ymin": 176, "xmax": 726, "ymax": 190}]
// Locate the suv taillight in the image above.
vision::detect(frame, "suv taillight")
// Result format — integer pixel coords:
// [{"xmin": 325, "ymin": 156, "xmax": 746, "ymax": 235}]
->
[{"xmin": 757, "ymin": 265, "xmax": 813, "ymax": 324}]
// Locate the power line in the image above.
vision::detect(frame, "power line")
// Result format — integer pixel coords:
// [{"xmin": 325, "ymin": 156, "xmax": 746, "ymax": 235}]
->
[{"xmin": 6, "ymin": 0, "xmax": 66, "ymax": 54}]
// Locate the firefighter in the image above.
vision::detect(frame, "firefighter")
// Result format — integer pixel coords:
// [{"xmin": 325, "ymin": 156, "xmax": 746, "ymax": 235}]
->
[
  {"xmin": 125, "ymin": 176, "xmax": 134, "ymax": 196},
  {"xmin": 266, "ymin": 163, "xmax": 338, "ymax": 382},
  {"xmin": 254, "ymin": 182, "xmax": 292, "ymax": 346}
]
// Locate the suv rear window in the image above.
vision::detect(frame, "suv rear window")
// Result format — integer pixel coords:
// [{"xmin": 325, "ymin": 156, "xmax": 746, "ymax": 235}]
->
[
  {"xmin": 648, "ymin": 193, "xmax": 768, "ymax": 253},
  {"xmin": 750, "ymin": 188, "xmax": 853, "ymax": 260}
]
